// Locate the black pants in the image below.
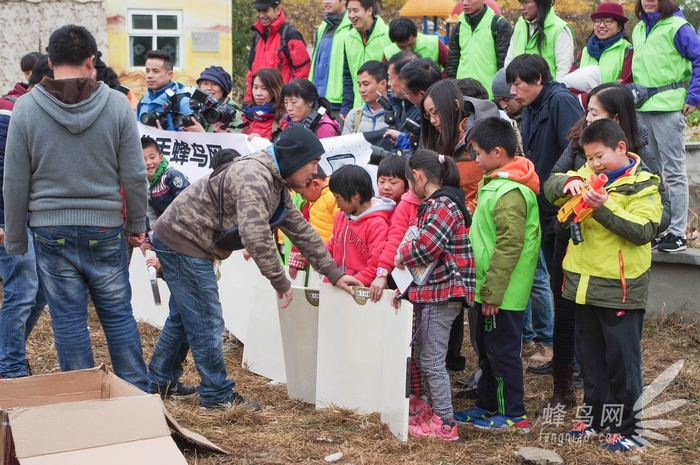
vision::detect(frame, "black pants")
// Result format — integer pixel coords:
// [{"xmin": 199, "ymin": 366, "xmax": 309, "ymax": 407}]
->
[
  {"xmin": 552, "ymin": 235, "xmax": 576, "ymax": 365},
  {"xmin": 446, "ymin": 306, "xmax": 466, "ymax": 372},
  {"xmin": 576, "ymin": 304, "xmax": 644, "ymax": 436},
  {"xmin": 475, "ymin": 305, "xmax": 526, "ymax": 417}
]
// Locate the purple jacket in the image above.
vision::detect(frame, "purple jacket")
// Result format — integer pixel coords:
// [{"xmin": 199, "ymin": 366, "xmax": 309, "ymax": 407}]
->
[{"xmin": 640, "ymin": 9, "xmax": 700, "ymax": 106}]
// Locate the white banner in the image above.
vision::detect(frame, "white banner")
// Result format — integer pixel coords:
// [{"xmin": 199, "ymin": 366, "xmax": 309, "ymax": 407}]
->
[{"xmin": 137, "ymin": 124, "xmax": 388, "ymax": 183}]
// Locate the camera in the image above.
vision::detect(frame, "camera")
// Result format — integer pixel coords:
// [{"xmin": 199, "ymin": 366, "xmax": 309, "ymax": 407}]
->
[
  {"xmin": 171, "ymin": 112, "xmax": 196, "ymax": 129},
  {"xmin": 139, "ymin": 110, "xmax": 169, "ymax": 128},
  {"xmin": 375, "ymin": 93, "xmax": 396, "ymax": 128},
  {"xmin": 403, "ymin": 118, "xmax": 421, "ymax": 151},
  {"xmin": 368, "ymin": 145, "xmax": 395, "ymax": 166},
  {"xmin": 203, "ymin": 103, "xmax": 238, "ymax": 127},
  {"xmin": 189, "ymin": 88, "xmax": 218, "ymax": 113}
]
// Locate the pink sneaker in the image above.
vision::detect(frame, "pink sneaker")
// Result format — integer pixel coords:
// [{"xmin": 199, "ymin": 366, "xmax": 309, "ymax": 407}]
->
[
  {"xmin": 409, "ymin": 395, "xmax": 428, "ymax": 415},
  {"xmin": 408, "ymin": 404, "xmax": 433, "ymax": 426},
  {"xmin": 409, "ymin": 414, "xmax": 459, "ymax": 441}
]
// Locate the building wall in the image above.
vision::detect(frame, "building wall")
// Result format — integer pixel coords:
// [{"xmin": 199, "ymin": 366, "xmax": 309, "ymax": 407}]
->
[
  {"xmin": 105, "ymin": 0, "xmax": 232, "ymax": 99},
  {"xmin": 0, "ymin": 0, "xmax": 108, "ymax": 93}
]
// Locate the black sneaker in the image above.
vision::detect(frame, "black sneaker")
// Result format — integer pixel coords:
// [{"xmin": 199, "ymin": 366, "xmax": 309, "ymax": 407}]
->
[
  {"xmin": 152, "ymin": 381, "xmax": 197, "ymax": 400},
  {"xmin": 200, "ymin": 391, "xmax": 261, "ymax": 411},
  {"xmin": 527, "ymin": 360, "xmax": 553, "ymax": 375},
  {"xmin": 24, "ymin": 359, "xmax": 33, "ymax": 376},
  {"xmin": 658, "ymin": 234, "xmax": 688, "ymax": 252},
  {"xmin": 455, "ymin": 384, "xmax": 478, "ymax": 400},
  {"xmin": 651, "ymin": 232, "xmax": 666, "ymax": 250}
]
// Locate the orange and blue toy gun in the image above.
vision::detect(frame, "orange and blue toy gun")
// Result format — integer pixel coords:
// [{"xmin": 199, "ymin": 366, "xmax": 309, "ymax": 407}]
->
[{"xmin": 556, "ymin": 173, "xmax": 608, "ymax": 245}]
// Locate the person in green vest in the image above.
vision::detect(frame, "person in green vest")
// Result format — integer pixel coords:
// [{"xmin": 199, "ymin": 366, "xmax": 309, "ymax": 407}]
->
[
  {"xmin": 446, "ymin": 0, "xmax": 513, "ymax": 99},
  {"xmin": 309, "ymin": 0, "xmax": 352, "ymax": 119},
  {"xmin": 383, "ymin": 17, "xmax": 448, "ymax": 69},
  {"xmin": 573, "ymin": 2, "xmax": 633, "ymax": 84},
  {"xmin": 453, "ymin": 117, "xmax": 540, "ymax": 433},
  {"xmin": 505, "ymin": 0, "xmax": 574, "ymax": 81},
  {"xmin": 631, "ymin": 0, "xmax": 700, "ymax": 252},
  {"xmin": 341, "ymin": 0, "xmax": 392, "ymax": 118}
]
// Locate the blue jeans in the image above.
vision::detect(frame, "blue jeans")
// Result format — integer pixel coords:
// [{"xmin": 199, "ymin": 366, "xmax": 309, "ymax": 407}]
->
[
  {"xmin": 522, "ymin": 249, "xmax": 554, "ymax": 346},
  {"xmin": 0, "ymin": 227, "xmax": 47, "ymax": 377},
  {"xmin": 31, "ymin": 226, "xmax": 148, "ymax": 390},
  {"xmin": 149, "ymin": 237, "xmax": 234, "ymax": 404}
]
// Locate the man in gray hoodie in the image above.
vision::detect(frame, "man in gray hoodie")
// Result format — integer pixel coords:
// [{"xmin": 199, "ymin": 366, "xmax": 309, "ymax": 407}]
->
[{"xmin": 3, "ymin": 25, "xmax": 149, "ymax": 390}]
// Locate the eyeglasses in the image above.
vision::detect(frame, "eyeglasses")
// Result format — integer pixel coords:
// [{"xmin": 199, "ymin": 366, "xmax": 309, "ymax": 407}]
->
[
  {"xmin": 423, "ymin": 108, "xmax": 439, "ymax": 120},
  {"xmin": 593, "ymin": 18, "xmax": 616, "ymax": 26},
  {"xmin": 402, "ymin": 89, "xmax": 414, "ymax": 98}
]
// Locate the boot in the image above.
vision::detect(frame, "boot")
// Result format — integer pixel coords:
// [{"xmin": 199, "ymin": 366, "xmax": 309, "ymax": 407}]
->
[{"xmin": 536, "ymin": 364, "xmax": 576, "ymax": 416}]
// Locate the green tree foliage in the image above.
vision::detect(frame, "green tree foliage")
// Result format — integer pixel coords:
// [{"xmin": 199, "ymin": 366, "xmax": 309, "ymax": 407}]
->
[{"xmin": 231, "ymin": 0, "xmax": 256, "ymax": 99}]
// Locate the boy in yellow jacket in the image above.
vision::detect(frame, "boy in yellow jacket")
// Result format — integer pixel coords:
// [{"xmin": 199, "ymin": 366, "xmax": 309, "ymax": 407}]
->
[{"xmin": 544, "ymin": 119, "xmax": 662, "ymax": 452}]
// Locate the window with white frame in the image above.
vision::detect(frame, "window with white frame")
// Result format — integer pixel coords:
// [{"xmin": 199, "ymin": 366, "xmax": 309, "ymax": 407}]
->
[{"xmin": 127, "ymin": 10, "xmax": 183, "ymax": 68}]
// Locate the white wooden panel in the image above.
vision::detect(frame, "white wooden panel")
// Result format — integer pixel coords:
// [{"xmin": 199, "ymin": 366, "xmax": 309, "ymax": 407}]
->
[{"xmin": 129, "ymin": 250, "xmax": 170, "ymax": 328}]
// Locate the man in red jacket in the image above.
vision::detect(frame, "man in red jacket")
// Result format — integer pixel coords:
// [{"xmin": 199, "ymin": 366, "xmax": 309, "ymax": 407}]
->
[{"xmin": 246, "ymin": 0, "xmax": 311, "ymax": 103}]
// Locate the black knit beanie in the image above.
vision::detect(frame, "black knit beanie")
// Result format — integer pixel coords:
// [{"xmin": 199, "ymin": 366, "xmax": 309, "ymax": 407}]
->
[{"xmin": 274, "ymin": 125, "xmax": 325, "ymax": 179}]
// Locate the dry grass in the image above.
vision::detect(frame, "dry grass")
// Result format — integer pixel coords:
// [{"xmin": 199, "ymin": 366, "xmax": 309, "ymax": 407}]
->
[{"xmin": 24, "ymin": 307, "xmax": 700, "ymax": 465}]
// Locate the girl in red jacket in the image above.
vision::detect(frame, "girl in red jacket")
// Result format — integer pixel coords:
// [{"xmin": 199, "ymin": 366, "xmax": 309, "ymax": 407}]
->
[
  {"xmin": 242, "ymin": 68, "xmax": 284, "ymax": 140},
  {"xmin": 325, "ymin": 165, "xmax": 394, "ymax": 287},
  {"xmin": 396, "ymin": 149, "xmax": 475, "ymax": 441}
]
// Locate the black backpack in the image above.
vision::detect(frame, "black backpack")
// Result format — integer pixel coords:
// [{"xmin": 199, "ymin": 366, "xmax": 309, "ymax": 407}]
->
[{"xmin": 248, "ymin": 22, "xmax": 310, "ymax": 76}]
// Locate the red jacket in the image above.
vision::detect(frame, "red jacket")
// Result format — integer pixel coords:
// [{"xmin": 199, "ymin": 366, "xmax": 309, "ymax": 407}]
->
[
  {"xmin": 378, "ymin": 190, "xmax": 420, "ymax": 271},
  {"xmin": 0, "ymin": 82, "xmax": 29, "ymax": 111},
  {"xmin": 325, "ymin": 197, "xmax": 394, "ymax": 286},
  {"xmin": 246, "ymin": 10, "xmax": 311, "ymax": 103}
]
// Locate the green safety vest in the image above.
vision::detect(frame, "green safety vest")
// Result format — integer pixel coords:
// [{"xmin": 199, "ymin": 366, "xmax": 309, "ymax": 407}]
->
[
  {"xmin": 470, "ymin": 177, "xmax": 541, "ymax": 310},
  {"xmin": 383, "ymin": 32, "xmax": 440, "ymax": 64},
  {"xmin": 632, "ymin": 16, "xmax": 691, "ymax": 112},
  {"xmin": 344, "ymin": 16, "xmax": 392, "ymax": 109},
  {"xmin": 309, "ymin": 12, "xmax": 353, "ymax": 106},
  {"xmin": 580, "ymin": 37, "xmax": 631, "ymax": 84},
  {"xmin": 511, "ymin": 9, "xmax": 571, "ymax": 79},
  {"xmin": 454, "ymin": 8, "xmax": 499, "ymax": 98}
]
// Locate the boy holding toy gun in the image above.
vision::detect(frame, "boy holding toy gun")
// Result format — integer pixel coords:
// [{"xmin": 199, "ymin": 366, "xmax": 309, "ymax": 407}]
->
[{"xmin": 543, "ymin": 119, "xmax": 662, "ymax": 452}]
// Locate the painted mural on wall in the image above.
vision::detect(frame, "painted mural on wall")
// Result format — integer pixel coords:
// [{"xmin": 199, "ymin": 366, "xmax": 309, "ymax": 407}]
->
[{"xmin": 105, "ymin": 0, "xmax": 233, "ymax": 99}]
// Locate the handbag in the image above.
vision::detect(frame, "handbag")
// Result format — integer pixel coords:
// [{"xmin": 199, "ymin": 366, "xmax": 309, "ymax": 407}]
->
[
  {"xmin": 626, "ymin": 82, "xmax": 685, "ymax": 109},
  {"xmin": 207, "ymin": 162, "xmax": 288, "ymax": 251}
]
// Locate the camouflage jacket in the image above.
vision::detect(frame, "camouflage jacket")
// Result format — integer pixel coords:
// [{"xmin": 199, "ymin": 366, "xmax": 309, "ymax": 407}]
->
[{"xmin": 153, "ymin": 149, "xmax": 344, "ymax": 293}]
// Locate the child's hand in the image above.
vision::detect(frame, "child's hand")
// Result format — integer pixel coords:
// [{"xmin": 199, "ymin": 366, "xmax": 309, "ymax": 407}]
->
[
  {"xmin": 393, "ymin": 254, "xmax": 405, "ymax": 270},
  {"xmin": 563, "ymin": 179, "xmax": 584, "ymax": 196},
  {"xmin": 139, "ymin": 242, "xmax": 153, "ymax": 255},
  {"xmin": 583, "ymin": 188, "xmax": 608, "ymax": 210},
  {"xmin": 369, "ymin": 276, "xmax": 387, "ymax": 302},
  {"xmin": 146, "ymin": 256, "xmax": 161, "ymax": 271},
  {"xmin": 289, "ymin": 266, "xmax": 299, "ymax": 280},
  {"xmin": 247, "ymin": 133, "xmax": 262, "ymax": 141},
  {"xmin": 243, "ymin": 249, "xmax": 251, "ymax": 261},
  {"xmin": 482, "ymin": 303, "xmax": 499, "ymax": 316}
]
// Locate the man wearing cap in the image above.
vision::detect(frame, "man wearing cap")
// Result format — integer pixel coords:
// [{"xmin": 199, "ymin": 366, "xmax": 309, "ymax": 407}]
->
[
  {"xmin": 246, "ymin": 0, "xmax": 310, "ymax": 104},
  {"xmin": 574, "ymin": 2, "xmax": 633, "ymax": 84},
  {"xmin": 136, "ymin": 49, "xmax": 191, "ymax": 131},
  {"xmin": 492, "ymin": 67, "xmax": 524, "ymax": 130},
  {"xmin": 149, "ymin": 125, "xmax": 362, "ymax": 410}
]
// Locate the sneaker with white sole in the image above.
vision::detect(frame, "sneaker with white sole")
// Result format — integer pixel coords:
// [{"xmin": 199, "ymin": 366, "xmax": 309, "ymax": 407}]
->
[
  {"xmin": 453, "ymin": 405, "xmax": 493, "ymax": 424},
  {"xmin": 200, "ymin": 391, "xmax": 261, "ymax": 411},
  {"xmin": 151, "ymin": 381, "xmax": 197, "ymax": 400},
  {"xmin": 528, "ymin": 343, "xmax": 553, "ymax": 366},
  {"xmin": 657, "ymin": 234, "xmax": 687, "ymax": 253},
  {"xmin": 602, "ymin": 433, "xmax": 645, "ymax": 452},
  {"xmin": 473, "ymin": 414, "xmax": 530, "ymax": 433}
]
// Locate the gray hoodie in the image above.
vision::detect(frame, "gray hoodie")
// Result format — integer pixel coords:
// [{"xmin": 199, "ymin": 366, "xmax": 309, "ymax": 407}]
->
[{"xmin": 3, "ymin": 78, "xmax": 147, "ymax": 255}]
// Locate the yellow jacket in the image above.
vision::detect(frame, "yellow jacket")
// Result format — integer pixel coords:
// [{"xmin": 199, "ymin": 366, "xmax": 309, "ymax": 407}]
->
[{"xmin": 309, "ymin": 184, "xmax": 338, "ymax": 242}]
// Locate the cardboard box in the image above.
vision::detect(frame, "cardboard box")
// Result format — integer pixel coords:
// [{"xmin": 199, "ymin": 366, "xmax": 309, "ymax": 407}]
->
[{"xmin": 0, "ymin": 366, "xmax": 226, "ymax": 465}]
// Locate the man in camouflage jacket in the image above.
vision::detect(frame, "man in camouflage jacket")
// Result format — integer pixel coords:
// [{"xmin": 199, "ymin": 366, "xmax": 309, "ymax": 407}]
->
[{"xmin": 150, "ymin": 125, "xmax": 360, "ymax": 410}]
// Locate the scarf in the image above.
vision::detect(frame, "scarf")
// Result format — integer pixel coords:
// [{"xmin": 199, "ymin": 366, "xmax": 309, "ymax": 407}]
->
[
  {"xmin": 604, "ymin": 155, "xmax": 636, "ymax": 186},
  {"xmin": 586, "ymin": 32, "xmax": 624, "ymax": 61},
  {"xmin": 243, "ymin": 102, "xmax": 275, "ymax": 122},
  {"xmin": 149, "ymin": 157, "xmax": 169, "ymax": 189}
]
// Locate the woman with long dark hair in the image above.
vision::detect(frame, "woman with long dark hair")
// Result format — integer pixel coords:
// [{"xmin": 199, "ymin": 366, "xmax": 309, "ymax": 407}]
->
[
  {"xmin": 632, "ymin": 0, "xmax": 700, "ymax": 251},
  {"xmin": 505, "ymin": 0, "xmax": 574, "ymax": 81},
  {"xmin": 242, "ymin": 67, "xmax": 285, "ymax": 140}
]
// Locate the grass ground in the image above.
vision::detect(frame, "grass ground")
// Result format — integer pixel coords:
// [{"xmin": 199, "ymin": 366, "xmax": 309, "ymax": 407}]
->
[{"xmin": 24, "ymin": 306, "xmax": 700, "ymax": 465}]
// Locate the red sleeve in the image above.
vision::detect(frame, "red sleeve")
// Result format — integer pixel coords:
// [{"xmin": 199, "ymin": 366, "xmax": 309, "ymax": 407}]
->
[
  {"xmin": 570, "ymin": 50, "xmax": 582, "ymax": 74},
  {"xmin": 287, "ymin": 38, "xmax": 311, "ymax": 80},
  {"xmin": 438, "ymin": 41, "xmax": 449, "ymax": 69},
  {"xmin": 618, "ymin": 48, "xmax": 633, "ymax": 85},
  {"xmin": 355, "ymin": 218, "xmax": 389, "ymax": 286},
  {"xmin": 377, "ymin": 203, "xmax": 411, "ymax": 271}
]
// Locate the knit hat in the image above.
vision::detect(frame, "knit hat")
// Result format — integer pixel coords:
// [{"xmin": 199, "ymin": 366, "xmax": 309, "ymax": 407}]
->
[
  {"xmin": 591, "ymin": 2, "xmax": 628, "ymax": 23},
  {"xmin": 274, "ymin": 125, "xmax": 325, "ymax": 179},
  {"xmin": 491, "ymin": 68, "xmax": 513, "ymax": 99},
  {"xmin": 196, "ymin": 66, "xmax": 233, "ymax": 97}
]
